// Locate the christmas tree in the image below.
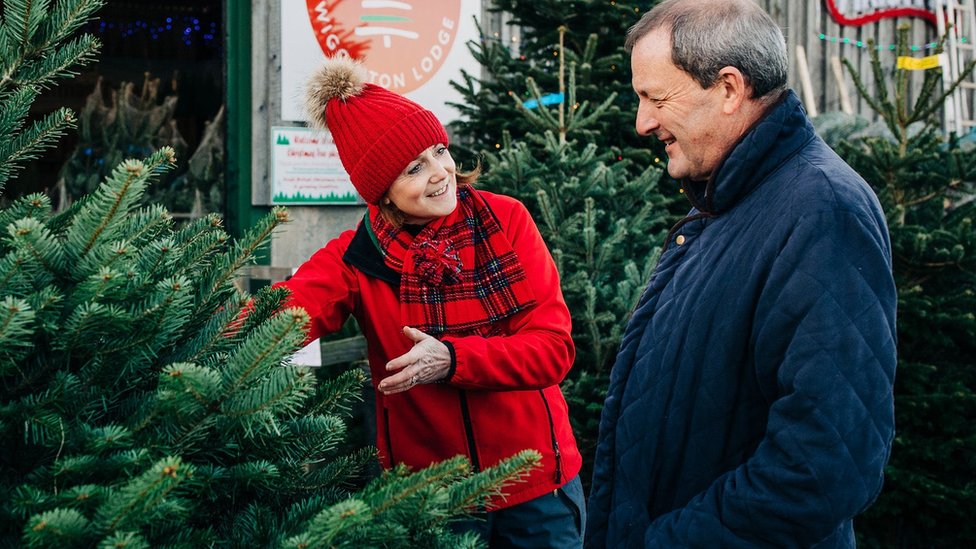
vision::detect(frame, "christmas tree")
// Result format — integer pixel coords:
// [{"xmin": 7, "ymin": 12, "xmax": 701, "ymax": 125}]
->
[
  {"xmin": 449, "ymin": 0, "xmax": 660, "ymax": 171},
  {"xmin": 167, "ymin": 105, "xmax": 226, "ymax": 221},
  {"xmin": 56, "ymin": 72, "xmax": 192, "ymax": 212},
  {"xmin": 0, "ymin": 1, "xmax": 537, "ymax": 547},
  {"xmin": 468, "ymin": 23, "xmax": 678, "ymax": 482},
  {"xmin": 831, "ymin": 25, "xmax": 976, "ymax": 548}
]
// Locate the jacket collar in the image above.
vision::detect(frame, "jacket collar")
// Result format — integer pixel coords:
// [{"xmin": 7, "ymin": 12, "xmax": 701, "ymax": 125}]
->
[
  {"xmin": 343, "ymin": 220, "xmax": 400, "ymax": 288},
  {"xmin": 681, "ymin": 90, "xmax": 815, "ymax": 215}
]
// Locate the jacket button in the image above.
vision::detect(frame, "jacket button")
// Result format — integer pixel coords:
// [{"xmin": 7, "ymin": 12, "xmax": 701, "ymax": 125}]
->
[{"xmin": 676, "ymin": 235, "xmax": 686, "ymax": 246}]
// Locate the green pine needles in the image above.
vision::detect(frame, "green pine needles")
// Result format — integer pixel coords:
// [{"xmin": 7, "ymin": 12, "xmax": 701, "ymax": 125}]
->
[
  {"xmin": 0, "ymin": 0, "xmax": 104, "ymax": 195},
  {"xmin": 832, "ymin": 24, "xmax": 976, "ymax": 548},
  {"xmin": 1, "ymin": 1, "xmax": 538, "ymax": 547}
]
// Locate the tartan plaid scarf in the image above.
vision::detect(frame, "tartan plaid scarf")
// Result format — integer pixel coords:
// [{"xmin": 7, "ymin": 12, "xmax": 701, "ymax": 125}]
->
[{"xmin": 367, "ymin": 187, "xmax": 537, "ymax": 336}]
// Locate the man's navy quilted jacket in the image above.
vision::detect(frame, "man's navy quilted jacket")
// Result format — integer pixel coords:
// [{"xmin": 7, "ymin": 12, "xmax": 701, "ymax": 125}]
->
[{"xmin": 585, "ymin": 91, "xmax": 897, "ymax": 548}]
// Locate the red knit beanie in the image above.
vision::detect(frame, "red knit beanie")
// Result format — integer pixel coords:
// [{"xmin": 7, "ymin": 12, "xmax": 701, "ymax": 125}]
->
[{"xmin": 303, "ymin": 56, "xmax": 449, "ymax": 205}]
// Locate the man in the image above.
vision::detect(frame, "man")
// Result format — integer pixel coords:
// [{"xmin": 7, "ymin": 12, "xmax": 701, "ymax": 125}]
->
[{"xmin": 585, "ymin": 1, "xmax": 897, "ymax": 547}]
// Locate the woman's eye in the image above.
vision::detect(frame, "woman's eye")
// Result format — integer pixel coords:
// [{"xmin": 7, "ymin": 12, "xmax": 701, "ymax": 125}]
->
[
  {"xmin": 407, "ymin": 164, "xmax": 422, "ymax": 175},
  {"xmin": 436, "ymin": 146, "xmax": 447, "ymax": 155}
]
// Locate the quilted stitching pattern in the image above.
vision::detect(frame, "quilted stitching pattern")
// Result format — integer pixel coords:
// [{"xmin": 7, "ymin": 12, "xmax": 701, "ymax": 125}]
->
[{"xmin": 586, "ymin": 91, "xmax": 897, "ymax": 549}]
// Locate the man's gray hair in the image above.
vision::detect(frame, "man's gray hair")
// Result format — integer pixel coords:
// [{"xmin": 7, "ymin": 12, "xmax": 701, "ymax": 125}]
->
[{"xmin": 624, "ymin": 0, "xmax": 788, "ymax": 100}]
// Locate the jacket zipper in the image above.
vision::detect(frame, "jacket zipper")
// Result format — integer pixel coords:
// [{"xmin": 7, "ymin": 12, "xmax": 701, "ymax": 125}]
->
[
  {"xmin": 458, "ymin": 390, "xmax": 481, "ymax": 472},
  {"xmin": 383, "ymin": 408, "xmax": 395, "ymax": 465},
  {"xmin": 539, "ymin": 390, "xmax": 562, "ymax": 484}
]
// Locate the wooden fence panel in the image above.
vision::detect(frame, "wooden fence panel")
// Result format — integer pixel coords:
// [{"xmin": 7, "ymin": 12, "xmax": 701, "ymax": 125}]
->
[{"xmin": 759, "ymin": 0, "xmax": 939, "ymax": 119}]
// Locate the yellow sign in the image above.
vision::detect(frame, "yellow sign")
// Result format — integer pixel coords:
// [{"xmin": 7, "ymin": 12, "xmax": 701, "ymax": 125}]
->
[{"xmin": 897, "ymin": 54, "xmax": 942, "ymax": 71}]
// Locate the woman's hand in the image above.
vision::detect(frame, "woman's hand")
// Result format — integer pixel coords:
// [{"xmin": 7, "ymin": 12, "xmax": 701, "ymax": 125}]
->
[{"xmin": 378, "ymin": 326, "xmax": 451, "ymax": 394}]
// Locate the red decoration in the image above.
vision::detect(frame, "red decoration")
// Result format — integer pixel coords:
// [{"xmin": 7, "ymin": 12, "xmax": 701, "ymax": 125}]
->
[
  {"xmin": 824, "ymin": 0, "xmax": 936, "ymax": 27},
  {"xmin": 412, "ymin": 238, "xmax": 462, "ymax": 286}
]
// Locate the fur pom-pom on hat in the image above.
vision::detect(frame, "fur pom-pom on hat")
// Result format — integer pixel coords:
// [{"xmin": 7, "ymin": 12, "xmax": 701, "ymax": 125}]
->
[
  {"xmin": 303, "ymin": 55, "xmax": 366, "ymax": 131},
  {"xmin": 301, "ymin": 56, "xmax": 449, "ymax": 205}
]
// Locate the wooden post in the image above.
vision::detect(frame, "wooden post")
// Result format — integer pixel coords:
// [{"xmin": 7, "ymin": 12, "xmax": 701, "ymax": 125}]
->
[
  {"xmin": 830, "ymin": 56, "xmax": 854, "ymax": 114},
  {"xmin": 796, "ymin": 44, "xmax": 819, "ymax": 117}
]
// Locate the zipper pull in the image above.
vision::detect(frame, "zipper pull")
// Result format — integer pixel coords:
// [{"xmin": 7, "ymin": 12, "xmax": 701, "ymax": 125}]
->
[{"xmin": 553, "ymin": 441, "xmax": 562, "ymax": 483}]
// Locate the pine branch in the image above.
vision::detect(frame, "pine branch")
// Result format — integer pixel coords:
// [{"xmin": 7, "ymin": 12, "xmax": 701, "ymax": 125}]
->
[
  {"xmin": 167, "ymin": 301, "xmax": 242, "ymax": 365},
  {"xmin": 171, "ymin": 214, "xmax": 226, "ymax": 265},
  {"xmin": 38, "ymin": 0, "xmax": 105, "ymax": 50},
  {"xmin": 916, "ymin": 59, "xmax": 976, "ymax": 123},
  {"xmin": 225, "ymin": 460, "xmax": 281, "ymax": 492},
  {"xmin": 535, "ymin": 187, "xmax": 559, "ymax": 238},
  {"xmin": 305, "ymin": 367, "xmax": 366, "ymax": 418},
  {"xmin": 21, "ymin": 507, "xmax": 92, "ymax": 548},
  {"xmin": 63, "ymin": 265, "xmax": 126, "ymax": 310},
  {"xmin": 55, "ymin": 301, "xmax": 127, "ymax": 354},
  {"xmin": 443, "ymin": 449, "xmax": 540, "ymax": 512},
  {"xmin": 267, "ymin": 414, "xmax": 347, "ymax": 465},
  {"xmin": 193, "ymin": 207, "xmax": 289, "ymax": 322},
  {"xmin": 101, "ymin": 276, "xmax": 195, "ymax": 373},
  {"xmin": 0, "ymin": 296, "xmax": 34, "ymax": 373},
  {"xmin": 5, "ymin": 217, "xmax": 68, "ymax": 278},
  {"xmin": 3, "ymin": 0, "xmax": 50, "ymax": 53},
  {"xmin": 220, "ymin": 307, "xmax": 309, "ymax": 394},
  {"xmin": 596, "ymin": 218, "xmax": 629, "ymax": 273},
  {"xmin": 0, "ymin": 251, "xmax": 33, "ymax": 301},
  {"xmin": 0, "ymin": 107, "xmax": 75, "ymax": 191},
  {"xmin": 296, "ymin": 450, "xmax": 539, "ymax": 547},
  {"xmin": 0, "ymin": 193, "xmax": 51, "ymax": 234},
  {"xmin": 222, "ymin": 366, "xmax": 315, "ymax": 421},
  {"xmin": 841, "ymin": 57, "xmax": 895, "ymax": 138},
  {"xmin": 0, "ymin": 85, "xmax": 38, "ymax": 142},
  {"xmin": 156, "ymin": 363, "xmax": 221, "ymax": 420},
  {"xmin": 118, "ymin": 205, "xmax": 174, "ymax": 249},
  {"xmin": 95, "ymin": 531, "xmax": 150, "ymax": 549},
  {"xmin": 1, "ymin": 371, "xmax": 81, "ymax": 447},
  {"xmin": 512, "ymin": 77, "xmax": 557, "ymax": 129},
  {"xmin": 908, "ymin": 68, "xmax": 943, "ymax": 126},
  {"xmin": 299, "ymin": 498, "xmax": 371, "ymax": 547},
  {"xmin": 868, "ymin": 45, "xmax": 899, "ymax": 130},
  {"xmin": 233, "ymin": 285, "xmax": 290, "ymax": 341},
  {"xmin": 24, "ymin": 286, "xmax": 62, "ymax": 337},
  {"xmin": 93, "ymin": 457, "xmax": 192, "ymax": 532},
  {"xmin": 44, "ymin": 196, "xmax": 86, "ymax": 238},
  {"xmin": 130, "ymin": 238, "xmax": 178, "ymax": 285},
  {"xmin": 15, "ymin": 34, "xmax": 101, "ymax": 89},
  {"xmin": 568, "ymin": 91, "xmax": 618, "ymax": 133},
  {"xmin": 64, "ymin": 148, "xmax": 176, "ymax": 273},
  {"xmin": 583, "ymin": 197, "xmax": 596, "ymax": 266}
]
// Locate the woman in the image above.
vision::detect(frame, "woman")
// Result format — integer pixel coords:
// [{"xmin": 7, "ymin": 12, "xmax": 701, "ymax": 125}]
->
[{"xmin": 281, "ymin": 56, "xmax": 584, "ymax": 547}]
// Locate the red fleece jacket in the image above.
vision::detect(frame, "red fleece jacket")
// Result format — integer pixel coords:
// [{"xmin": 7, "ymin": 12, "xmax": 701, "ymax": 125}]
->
[{"xmin": 278, "ymin": 191, "xmax": 581, "ymax": 509}]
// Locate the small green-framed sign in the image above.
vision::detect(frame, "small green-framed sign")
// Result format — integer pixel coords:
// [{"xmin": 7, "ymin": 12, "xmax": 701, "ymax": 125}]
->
[{"xmin": 270, "ymin": 126, "xmax": 364, "ymax": 205}]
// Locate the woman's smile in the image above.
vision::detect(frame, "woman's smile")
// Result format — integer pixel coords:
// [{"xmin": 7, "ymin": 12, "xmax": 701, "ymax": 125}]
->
[{"xmin": 427, "ymin": 183, "xmax": 450, "ymax": 198}]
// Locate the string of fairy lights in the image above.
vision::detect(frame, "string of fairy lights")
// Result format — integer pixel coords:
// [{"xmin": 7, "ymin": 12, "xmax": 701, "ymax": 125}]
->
[
  {"xmin": 815, "ymin": 32, "xmax": 968, "ymax": 52},
  {"xmin": 86, "ymin": 15, "xmax": 221, "ymax": 48}
]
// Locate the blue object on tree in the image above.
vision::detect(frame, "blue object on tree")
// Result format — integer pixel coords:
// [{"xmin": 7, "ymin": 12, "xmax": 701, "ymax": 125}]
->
[{"xmin": 522, "ymin": 92, "xmax": 564, "ymax": 109}]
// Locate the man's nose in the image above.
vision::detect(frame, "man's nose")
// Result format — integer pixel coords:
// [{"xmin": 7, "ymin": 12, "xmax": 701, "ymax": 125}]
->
[{"xmin": 635, "ymin": 104, "xmax": 659, "ymax": 136}]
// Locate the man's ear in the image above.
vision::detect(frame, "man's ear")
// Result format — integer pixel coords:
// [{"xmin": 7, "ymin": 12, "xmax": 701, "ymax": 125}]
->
[{"xmin": 715, "ymin": 66, "xmax": 749, "ymax": 114}]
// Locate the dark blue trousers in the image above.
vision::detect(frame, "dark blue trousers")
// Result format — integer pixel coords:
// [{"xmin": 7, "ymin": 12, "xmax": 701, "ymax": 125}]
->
[{"xmin": 452, "ymin": 475, "xmax": 585, "ymax": 548}]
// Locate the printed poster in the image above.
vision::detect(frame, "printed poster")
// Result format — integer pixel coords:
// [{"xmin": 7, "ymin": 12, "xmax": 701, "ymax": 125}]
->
[{"xmin": 271, "ymin": 126, "xmax": 361, "ymax": 205}]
